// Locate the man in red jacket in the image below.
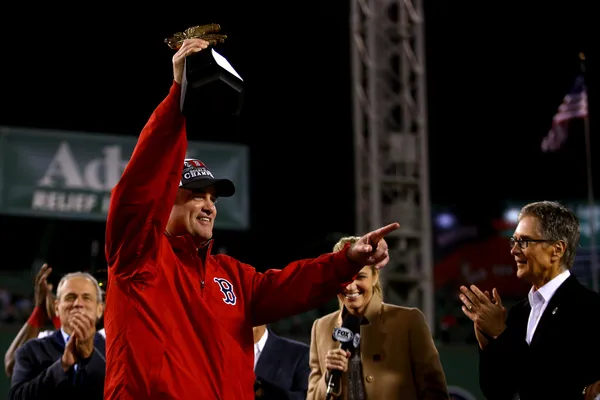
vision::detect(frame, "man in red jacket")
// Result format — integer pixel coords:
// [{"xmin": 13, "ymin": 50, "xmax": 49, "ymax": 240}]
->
[{"xmin": 104, "ymin": 38, "xmax": 399, "ymax": 400}]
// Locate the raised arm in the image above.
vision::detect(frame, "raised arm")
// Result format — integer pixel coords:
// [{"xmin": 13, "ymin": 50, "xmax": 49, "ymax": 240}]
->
[
  {"xmin": 104, "ymin": 81, "xmax": 185, "ymax": 277},
  {"xmin": 105, "ymin": 39, "xmax": 209, "ymax": 278},
  {"xmin": 5, "ymin": 264, "xmax": 54, "ymax": 377}
]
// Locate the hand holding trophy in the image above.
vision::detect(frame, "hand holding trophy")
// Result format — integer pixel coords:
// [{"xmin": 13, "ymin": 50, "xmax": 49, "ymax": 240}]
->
[{"xmin": 164, "ymin": 24, "xmax": 244, "ymax": 118}]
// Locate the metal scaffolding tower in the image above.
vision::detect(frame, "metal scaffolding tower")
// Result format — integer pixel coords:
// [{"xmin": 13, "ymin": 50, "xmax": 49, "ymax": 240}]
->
[{"xmin": 350, "ymin": 0, "xmax": 434, "ymax": 329}]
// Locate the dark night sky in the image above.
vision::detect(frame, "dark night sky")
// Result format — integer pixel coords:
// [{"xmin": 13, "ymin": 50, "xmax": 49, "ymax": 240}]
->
[{"xmin": 0, "ymin": 3, "xmax": 595, "ymax": 275}]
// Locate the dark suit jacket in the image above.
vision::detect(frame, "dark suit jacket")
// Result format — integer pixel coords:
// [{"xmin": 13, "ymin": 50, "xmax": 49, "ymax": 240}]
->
[
  {"xmin": 10, "ymin": 329, "xmax": 106, "ymax": 400},
  {"xmin": 479, "ymin": 275, "xmax": 600, "ymax": 400},
  {"xmin": 254, "ymin": 329, "xmax": 310, "ymax": 400}
]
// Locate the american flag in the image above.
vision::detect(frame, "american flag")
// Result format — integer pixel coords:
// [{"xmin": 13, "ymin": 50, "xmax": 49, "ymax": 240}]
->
[{"xmin": 541, "ymin": 74, "xmax": 588, "ymax": 152}]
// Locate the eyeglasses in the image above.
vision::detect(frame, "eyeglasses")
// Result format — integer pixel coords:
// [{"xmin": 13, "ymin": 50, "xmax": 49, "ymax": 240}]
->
[{"xmin": 509, "ymin": 237, "xmax": 552, "ymax": 249}]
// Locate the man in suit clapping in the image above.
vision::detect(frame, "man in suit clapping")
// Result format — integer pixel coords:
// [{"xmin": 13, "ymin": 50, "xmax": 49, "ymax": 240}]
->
[
  {"xmin": 459, "ymin": 201, "xmax": 600, "ymax": 400},
  {"xmin": 10, "ymin": 272, "xmax": 105, "ymax": 400}
]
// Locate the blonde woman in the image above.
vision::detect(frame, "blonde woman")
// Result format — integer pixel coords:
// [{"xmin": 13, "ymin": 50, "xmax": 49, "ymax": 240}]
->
[{"xmin": 307, "ymin": 237, "xmax": 449, "ymax": 399}]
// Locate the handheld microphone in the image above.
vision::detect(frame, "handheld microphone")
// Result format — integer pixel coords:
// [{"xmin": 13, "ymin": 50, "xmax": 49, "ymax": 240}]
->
[{"xmin": 325, "ymin": 313, "xmax": 361, "ymax": 400}]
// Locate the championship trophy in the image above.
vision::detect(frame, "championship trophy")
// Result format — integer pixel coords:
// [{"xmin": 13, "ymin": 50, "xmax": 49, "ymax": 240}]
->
[{"xmin": 165, "ymin": 24, "xmax": 244, "ymax": 117}]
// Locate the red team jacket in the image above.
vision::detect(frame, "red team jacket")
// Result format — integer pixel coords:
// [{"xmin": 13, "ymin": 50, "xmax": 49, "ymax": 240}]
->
[{"xmin": 103, "ymin": 82, "xmax": 363, "ymax": 399}]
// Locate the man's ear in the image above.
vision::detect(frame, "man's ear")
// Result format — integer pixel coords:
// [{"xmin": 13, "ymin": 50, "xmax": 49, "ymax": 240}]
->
[{"xmin": 551, "ymin": 240, "xmax": 566, "ymax": 262}]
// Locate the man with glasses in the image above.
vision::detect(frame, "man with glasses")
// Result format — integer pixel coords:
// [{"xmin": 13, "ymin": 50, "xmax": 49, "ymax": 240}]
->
[{"xmin": 458, "ymin": 201, "xmax": 600, "ymax": 400}]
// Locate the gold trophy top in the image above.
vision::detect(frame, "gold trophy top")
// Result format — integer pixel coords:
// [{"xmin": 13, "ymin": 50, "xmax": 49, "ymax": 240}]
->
[{"xmin": 165, "ymin": 24, "xmax": 228, "ymax": 50}]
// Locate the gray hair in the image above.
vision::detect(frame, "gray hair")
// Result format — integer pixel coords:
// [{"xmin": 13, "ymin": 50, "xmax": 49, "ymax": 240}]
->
[
  {"xmin": 56, "ymin": 272, "xmax": 103, "ymax": 304},
  {"xmin": 518, "ymin": 201, "xmax": 580, "ymax": 270}
]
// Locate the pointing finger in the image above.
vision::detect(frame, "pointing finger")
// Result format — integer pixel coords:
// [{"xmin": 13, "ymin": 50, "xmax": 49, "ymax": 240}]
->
[{"xmin": 368, "ymin": 223, "xmax": 400, "ymax": 244}]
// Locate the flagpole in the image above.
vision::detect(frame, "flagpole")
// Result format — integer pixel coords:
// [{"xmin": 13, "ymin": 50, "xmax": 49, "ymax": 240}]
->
[{"xmin": 580, "ymin": 52, "xmax": 599, "ymax": 293}]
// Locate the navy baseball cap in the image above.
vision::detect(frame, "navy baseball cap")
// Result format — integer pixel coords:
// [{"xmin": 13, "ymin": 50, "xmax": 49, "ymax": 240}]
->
[{"xmin": 179, "ymin": 158, "xmax": 235, "ymax": 197}]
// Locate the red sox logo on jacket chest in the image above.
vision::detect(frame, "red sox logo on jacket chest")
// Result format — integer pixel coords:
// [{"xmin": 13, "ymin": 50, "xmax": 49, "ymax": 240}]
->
[{"xmin": 213, "ymin": 277, "xmax": 237, "ymax": 305}]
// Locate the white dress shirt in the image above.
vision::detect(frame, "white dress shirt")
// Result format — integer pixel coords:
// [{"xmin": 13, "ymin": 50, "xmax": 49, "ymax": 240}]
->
[
  {"xmin": 526, "ymin": 269, "xmax": 570, "ymax": 344},
  {"xmin": 254, "ymin": 328, "xmax": 269, "ymax": 370}
]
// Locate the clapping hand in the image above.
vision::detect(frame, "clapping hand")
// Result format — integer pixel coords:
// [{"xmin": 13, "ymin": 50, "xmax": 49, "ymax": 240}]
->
[{"xmin": 460, "ymin": 285, "xmax": 506, "ymax": 338}]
